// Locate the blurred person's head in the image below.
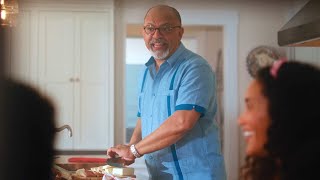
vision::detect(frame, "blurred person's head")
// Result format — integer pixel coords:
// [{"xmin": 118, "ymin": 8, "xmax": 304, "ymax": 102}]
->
[
  {"xmin": 238, "ymin": 60, "xmax": 320, "ymax": 180},
  {"xmin": 0, "ymin": 23, "xmax": 56, "ymax": 179},
  {"xmin": 1, "ymin": 80, "xmax": 56, "ymax": 179},
  {"xmin": 142, "ymin": 5, "xmax": 184, "ymax": 60}
]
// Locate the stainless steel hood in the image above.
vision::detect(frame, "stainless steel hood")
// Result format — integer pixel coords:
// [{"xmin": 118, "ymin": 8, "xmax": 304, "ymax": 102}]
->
[{"xmin": 278, "ymin": 0, "xmax": 320, "ymax": 47}]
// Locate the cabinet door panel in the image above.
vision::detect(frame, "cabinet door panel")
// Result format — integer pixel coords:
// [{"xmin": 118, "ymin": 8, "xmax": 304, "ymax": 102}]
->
[
  {"xmin": 76, "ymin": 85, "xmax": 108, "ymax": 149},
  {"xmin": 295, "ymin": 47, "xmax": 314, "ymax": 63},
  {"xmin": 46, "ymin": 83, "xmax": 74, "ymax": 150},
  {"xmin": 79, "ymin": 13, "xmax": 109, "ymax": 82},
  {"xmin": 294, "ymin": 47, "xmax": 320, "ymax": 67},
  {"xmin": 39, "ymin": 12, "xmax": 76, "ymax": 82},
  {"xmin": 39, "ymin": 12, "xmax": 76, "ymax": 150},
  {"xmin": 75, "ymin": 13, "xmax": 111, "ymax": 149},
  {"xmin": 37, "ymin": 11, "xmax": 113, "ymax": 150}
]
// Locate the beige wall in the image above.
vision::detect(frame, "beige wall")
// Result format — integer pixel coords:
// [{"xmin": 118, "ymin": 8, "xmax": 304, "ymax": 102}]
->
[{"xmin": 116, "ymin": 0, "xmax": 305, "ymax": 177}]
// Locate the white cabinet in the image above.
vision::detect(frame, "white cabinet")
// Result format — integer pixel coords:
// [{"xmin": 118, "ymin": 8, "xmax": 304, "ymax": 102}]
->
[
  {"xmin": 39, "ymin": 11, "xmax": 114, "ymax": 150},
  {"xmin": 9, "ymin": 1, "xmax": 114, "ymax": 150},
  {"xmin": 293, "ymin": 47, "xmax": 320, "ymax": 67}
]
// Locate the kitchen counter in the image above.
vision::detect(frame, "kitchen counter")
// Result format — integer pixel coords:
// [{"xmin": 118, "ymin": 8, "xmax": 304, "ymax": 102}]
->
[{"xmin": 54, "ymin": 155, "xmax": 149, "ymax": 180}]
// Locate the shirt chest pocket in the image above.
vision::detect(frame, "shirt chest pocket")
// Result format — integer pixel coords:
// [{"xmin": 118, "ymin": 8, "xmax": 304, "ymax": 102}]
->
[
  {"xmin": 139, "ymin": 90, "xmax": 177, "ymax": 133},
  {"xmin": 156, "ymin": 89, "xmax": 177, "ymax": 118}
]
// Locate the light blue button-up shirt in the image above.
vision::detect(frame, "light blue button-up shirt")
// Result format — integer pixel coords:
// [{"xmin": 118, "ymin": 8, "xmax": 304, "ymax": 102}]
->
[{"xmin": 137, "ymin": 43, "xmax": 226, "ymax": 180}]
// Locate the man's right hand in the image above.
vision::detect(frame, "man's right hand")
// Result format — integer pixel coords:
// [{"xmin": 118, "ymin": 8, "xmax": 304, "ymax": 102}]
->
[{"xmin": 106, "ymin": 144, "xmax": 136, "ymax": 166}]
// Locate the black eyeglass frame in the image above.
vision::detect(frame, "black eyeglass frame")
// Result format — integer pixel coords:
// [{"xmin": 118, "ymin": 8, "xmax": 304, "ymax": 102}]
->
[{"xmin": 143, "ymin": 25, "xmax": 181, "ymax": 35}]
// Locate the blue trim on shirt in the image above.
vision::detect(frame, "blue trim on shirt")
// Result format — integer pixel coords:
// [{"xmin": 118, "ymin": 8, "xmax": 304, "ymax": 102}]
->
[
  {"xmin": 175, "ymin": 104, "xmax": 206, "ymax": 117},
  {"xmin": 140, "ymin": 68, "xmax": 148, "ymax": 93},
  {"xmin": 167, "ymin": 96, "xmax": 171, "ymax": 117},
  {"xmin": 137, "ymin": 68, "xmax": 149, "ymax": 117},
  {"xmin": 168, "ymin": 61, "xmax": 184, "ymax": 180},
  {"xmin": 170, "ymin": 62, "xmax": 182, "ymax": 90},
  {"xmin": 170, "ymin": 145, "xmax": 184, "ymax": 180}
]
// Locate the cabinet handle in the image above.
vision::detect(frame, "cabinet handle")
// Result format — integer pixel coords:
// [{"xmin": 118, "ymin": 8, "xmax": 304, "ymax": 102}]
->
[{"xmin": 69, "ymin": 78, "xmax": 75, "ymax": 82}]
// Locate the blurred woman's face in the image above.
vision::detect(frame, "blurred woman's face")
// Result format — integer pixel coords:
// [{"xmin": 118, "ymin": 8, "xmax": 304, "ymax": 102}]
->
[{"xmin": 238, "ymin": 80, "xmax": 271, "ymax": 156}]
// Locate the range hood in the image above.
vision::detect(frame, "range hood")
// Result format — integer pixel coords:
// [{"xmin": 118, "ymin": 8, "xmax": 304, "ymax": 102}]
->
[{"xmin": 278, "ymin": 0, "xmax": 320, "ymax": 47}]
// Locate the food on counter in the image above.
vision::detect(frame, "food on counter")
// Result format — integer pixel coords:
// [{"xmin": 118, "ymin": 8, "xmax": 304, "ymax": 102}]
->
[
  {"xmin": 112, "ymin": 167, "xmax": 134, "ymax": 176},
  {"xmin": 90, "ymin": 165, "xmax": 135, "ymax": 177},
  {"xmin": 53, "ymin": 164, "xmax": 135, "ymax": 179},
  {"xmin": 90, "ymin": 165, "xmax": 112, "ymax": 174},
  {"xmin": 53, "ymin": 164, "xmax": 72, "ymax": 180},
  {"xmin": 75, "ymin": 168, "xmax": 104, "ymax": 178}
]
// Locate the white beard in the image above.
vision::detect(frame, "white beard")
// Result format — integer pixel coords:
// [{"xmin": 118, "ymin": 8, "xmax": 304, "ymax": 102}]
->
[{"xmin": 150, "ymin": 48, "xmax": 170, "ymax": 60}]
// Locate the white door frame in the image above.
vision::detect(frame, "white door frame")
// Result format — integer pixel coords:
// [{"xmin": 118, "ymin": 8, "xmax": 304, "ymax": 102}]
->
[{"xmin": 122, "ymin": 8, "xmax": 239, "ymax": 180}]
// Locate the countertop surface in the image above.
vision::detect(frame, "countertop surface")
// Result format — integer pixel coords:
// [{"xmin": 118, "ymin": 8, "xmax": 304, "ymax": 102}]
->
[{"xmin": 54, "ymin": 155, "xmax": 149, "ymax": 180}]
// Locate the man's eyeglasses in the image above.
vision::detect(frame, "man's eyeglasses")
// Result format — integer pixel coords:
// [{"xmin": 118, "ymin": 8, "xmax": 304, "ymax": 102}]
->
[{"xmin": 143, "ymin": 25, "xmax": 181, "ymax": 35}]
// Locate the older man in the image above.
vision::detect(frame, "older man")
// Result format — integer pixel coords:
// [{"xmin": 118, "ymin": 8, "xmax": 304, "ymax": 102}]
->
[{"xmin": 108, "ymin": 5, "xmax": 226, "ymax": 180}]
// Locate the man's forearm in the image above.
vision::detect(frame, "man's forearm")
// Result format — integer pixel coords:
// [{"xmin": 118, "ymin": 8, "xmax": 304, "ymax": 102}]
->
[
  {"xmin": 135, "ymin": 110, "xmax": 200, "ymax": 156},
  {"xmin": 129, "ymin": 118, "xmax": 142, "ymax": 145}
]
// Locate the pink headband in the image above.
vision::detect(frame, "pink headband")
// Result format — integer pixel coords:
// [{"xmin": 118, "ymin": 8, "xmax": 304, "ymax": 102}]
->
[{"xmin": 270, "ymin": 58, "xmax": 287, "ymax": 78}]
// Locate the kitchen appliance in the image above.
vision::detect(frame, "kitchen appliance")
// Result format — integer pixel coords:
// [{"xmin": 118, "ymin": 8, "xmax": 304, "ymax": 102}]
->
[{"xmin": 278, "ymin": 0, "xmax": 320, "ymax": 47}]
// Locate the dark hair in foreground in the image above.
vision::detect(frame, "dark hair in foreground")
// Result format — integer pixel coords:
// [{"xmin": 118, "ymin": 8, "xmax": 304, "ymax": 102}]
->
[
  {"xmin": 0, "ymin": 79, "xmax": 56, "ymax": 179},
  {"xmin": 240, "ymin": 61, "xmax": 320, "ymax": 180}
]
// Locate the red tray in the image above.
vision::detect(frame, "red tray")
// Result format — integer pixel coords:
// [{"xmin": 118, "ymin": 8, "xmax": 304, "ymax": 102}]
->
[{"xmin": 68, "ymin": 157, "xmax": 107, "ymax": 163}]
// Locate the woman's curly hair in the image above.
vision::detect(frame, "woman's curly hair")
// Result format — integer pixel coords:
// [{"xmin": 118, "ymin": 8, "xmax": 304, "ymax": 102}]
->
[{"xmin": 240, "ymin": 61, "xmax": 320, "ymax": 180}]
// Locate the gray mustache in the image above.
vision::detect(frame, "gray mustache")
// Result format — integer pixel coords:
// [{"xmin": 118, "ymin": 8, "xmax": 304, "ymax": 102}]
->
[{"xmin": 149, "ymin": 38, "xmax": 167, "ymax": 45}]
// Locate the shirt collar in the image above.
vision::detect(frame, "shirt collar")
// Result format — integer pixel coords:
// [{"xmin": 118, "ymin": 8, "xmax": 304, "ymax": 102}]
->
[{"xmin": 145, "ymin": 43, "xmax": 186, "ymax": 68}]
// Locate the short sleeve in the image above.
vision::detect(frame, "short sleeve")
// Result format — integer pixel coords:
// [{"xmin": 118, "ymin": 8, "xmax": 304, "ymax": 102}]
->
[{"xmin": 175, "ymin": 62, "xmax": 215, "ymax": 116}]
